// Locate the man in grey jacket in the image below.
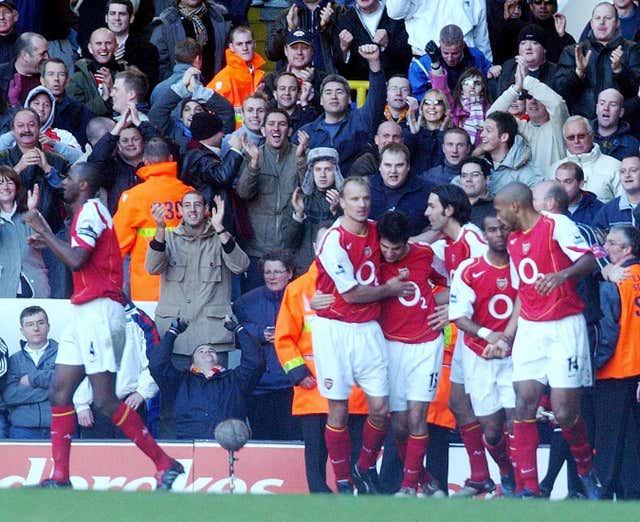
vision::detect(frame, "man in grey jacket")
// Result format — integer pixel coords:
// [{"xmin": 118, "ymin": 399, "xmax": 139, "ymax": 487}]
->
[{"xmin": 3, "ymin": 306, "xmax": 57, "ymax": 439}]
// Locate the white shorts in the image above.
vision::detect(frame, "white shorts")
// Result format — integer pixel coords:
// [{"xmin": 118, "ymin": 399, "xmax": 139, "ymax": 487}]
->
[
  {"xmin": 311, "ymin": 317, "xmax": 389, "ymax": 400},
  {"xmin": 511, "ymin": 314, "xmax": 592, "ymax": 388},
  {"xmin": 56, "ymin": 298, "xmax": 126, "ymax": 375},
  {"xmin": 449, "ymin": 334, "xmax": 465, "ymax": 385},
  {"xmin": 462, "ymin": 341, "xmax": 515, "ymax": 417},
  {"xmin": 386, "ymin": 335, "xmax": 444, "ymax": 412}
]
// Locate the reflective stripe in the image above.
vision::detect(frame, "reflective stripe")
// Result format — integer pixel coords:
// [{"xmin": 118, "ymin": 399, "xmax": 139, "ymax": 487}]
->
[
  {"xmin": 283, "ymin": 356, "xmax": 305, "ymax": 374},
  {"xmin": 137, "ymin": 226, "xmax": 176, "ymax": 237}
]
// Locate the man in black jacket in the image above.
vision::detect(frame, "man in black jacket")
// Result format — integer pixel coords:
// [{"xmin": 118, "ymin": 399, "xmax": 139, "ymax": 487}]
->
[{"xmin": 149, "ymin": 316, "xmax": 265, "ymax": 440}]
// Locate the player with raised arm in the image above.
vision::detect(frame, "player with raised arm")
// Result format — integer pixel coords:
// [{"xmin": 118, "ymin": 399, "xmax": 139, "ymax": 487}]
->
[
  {"xmin": 376, "ymin": 210, "xmax": 449, "ymax": 497},
  {"xmin": 313, "ymin": 176, "xmax": 414, "ymax": 495},
  {"xmin": 425, "ymin": 184, "xmax": 497, "ymax": 497},
  {"xmin": 494, "ymin": 182, "xmax": 602, "ymax": 499},
  {"xmin": 23, "ymin": 163, "xmax": 183, "ymax": 490},
  {"xmin": 449, "ymin": 213, "xmax": 517, "ymax": 496}
]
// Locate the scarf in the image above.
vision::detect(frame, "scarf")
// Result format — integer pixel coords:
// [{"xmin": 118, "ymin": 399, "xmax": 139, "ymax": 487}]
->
[
  {"xmin": 384, "ymin": 104, "xmax": 408, "ymax": 124},
  {"xmin": 460, "ymin": 94, "xmax": 485, "ymax": 145},
  {"xmin": 180, "ymin": 3, "xmax": 209, "ymax": 46}
]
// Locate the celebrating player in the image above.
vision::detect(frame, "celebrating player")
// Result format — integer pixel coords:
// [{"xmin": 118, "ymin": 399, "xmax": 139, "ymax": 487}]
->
[
  {"xmin": 449, "ymin": 213, "xmax": 517, "ymax": 496},
  {"xmin": 494, "ymin": 182, "xmax": 602, "ymax": 499},
  {"xmin": 376, "ymin": 210, "xmax": 448, "ymax": 497},
  {"xmin": 23, "ymin": 163, "xmax": 183, "ymax": 489},
  {"xmin": 312, "ymin": 176, "xmax": 414, "ymax": 494}
]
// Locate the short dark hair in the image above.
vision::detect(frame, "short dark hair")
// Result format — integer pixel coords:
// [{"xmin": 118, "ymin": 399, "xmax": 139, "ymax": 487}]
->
[
  {"xmin": 71, "ymin": 162, "xmax": 104, "ymax": 196},
  {"xmin": 546, "ymin": 182, "xmax": 569, "ymax": 213},
  {"xmin": 259, "ymin": 249, "xmax": 296, "ymax": 276},
  {"xmin": 443, "ymin": 127, "xmax": 471, "ymax": 146},
  {"xmin": 114, "ymin": 69, "xmax": 148, "ymax": 101},
  {"xmin": 20, "ymin": 306, "xmax": 49, "ymax": 326},
  {"xmin": 0, "ymin": 166, "xmax": 26, "ymax": 211},
  {"xmin": 320, "ymin": 74, "xmax": 350, "ymax": 97},
  {"xmin": 430, "ymin": 184, "xmax": 471, "ymax": 225},
  {"xmin": 174, "ymin": 38, "xmax": 202, "ymax": 64},
  {"xmin": 380, "ymin": 142, "xmax": 411, "ymax": 164},
  {"xmin": 275, "ymin": 71, "xmax": 299, "ymax": 88},
  {"xmin": 460, "ymin": 157, "xmax": 491, "ymax": 177},
  {"xmin": 556, "ymin": 161, "xmax": 584, "ymax": 183},
  {"xmin": 264, "ymin": 107, "xmax": 291, "ymax": 128},
  {"xmin": 40, "ymin": 57, "xmax": 67, "ymax": 78},
  {"xmin": 144, "ymin": 137, "xmax": 171, "ymax": 163},
  {"xmin": 481, "ymin": 210, "xmax": 499, "ymax": 231},
  {"xmin": 106, "ymin": 0, "xmax": 134, "ymax": 16},
  {"xmin": 13, "ymin": 108, "xmax": 41, "ymax": 128},
  {"xmin": 377, "ymin": 210, "xmax": 411, "ymax": 245},
  {"xmin": 611, "ymin": 224, "xmax": 640, "ymax": 257},
  {"xmin": 486, "ymin": 111, "xmax": 519, "ymax": 149}
]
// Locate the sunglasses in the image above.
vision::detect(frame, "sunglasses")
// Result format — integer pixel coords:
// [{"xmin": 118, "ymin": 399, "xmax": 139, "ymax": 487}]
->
[
  {"xmin": 423, "ymin": 99, "xmax": 444, "ymax": 106},
  {"xmin": 531, "ymin": 0, "xmax": 555, "ymax": 5},
  {"xmin": 565, "ymin": 133, "xmax": 589, "ymax": 142}
]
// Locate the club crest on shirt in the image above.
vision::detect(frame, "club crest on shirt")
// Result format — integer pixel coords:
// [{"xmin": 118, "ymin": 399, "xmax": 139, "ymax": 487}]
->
[
  {"xmin": 522, "ymin": 242, "xmax": 531, "ymax": 254},
  {"xmin": 364, "ymin": 246, "xmax": 372, "ymax": 257},
  {"xmin": 324, "ymin": 378, "xmax": 334, "ymax": 390},
  {"xmin": 496, "ymin": 277, "xmax": 508, "ymax": 290},
  {"xmin": 335, "ymin": 264, "xmax": 345, "ymax": 275}
]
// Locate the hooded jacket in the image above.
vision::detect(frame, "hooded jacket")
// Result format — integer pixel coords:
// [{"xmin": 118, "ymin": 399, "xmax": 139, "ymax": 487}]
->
[
  {"xmin": 593, "ymin": 119, "xmax": 640, "ymax": 162},
  {"xmin": 113, "ymin": 161, "xmax": 193, "ymax": 301},
  {"xmin": 486, "ymin": 135, "xmax": 544, "ymax": 195}
]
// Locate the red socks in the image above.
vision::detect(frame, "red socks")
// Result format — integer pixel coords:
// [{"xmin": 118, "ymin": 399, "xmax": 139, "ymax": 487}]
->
[
  {"xmin": 401, "ymin": 434, "xmax": 429, "ymax": 489},
  {"xmin": 513, "ymin": 420, "xmax": 539, "ymax": 494},
  {"xmin": 50, "ymin": 405, "xmax": 76, "ymax": 482},
  {"xmin": 508, "ymin": 432, "xmax": 523, "ymax": 492},
  {"xmin": 459, "ymin": 421, "xmax": 489, "ymax": 483},
  {"xmin": 561, "ymin": 416, "xmax": 593, "ymax": 475},
  {"xmin": 483, "ymin": 434, "xmax": 513, "ymax": 476},
  {"xmin": 112, "ymin": 403, "xmax": 172, "ymax": 472},
  {"xmin": 357, "ymin": 418, "xmax": 388, "ymax": 472},
  {"xmin": 325, "ymin": 424, "xmax": 352, "ymax": 483},
  {"xmin": 395, "ymin": 439, "xmax": 407, "ymax": 463}
]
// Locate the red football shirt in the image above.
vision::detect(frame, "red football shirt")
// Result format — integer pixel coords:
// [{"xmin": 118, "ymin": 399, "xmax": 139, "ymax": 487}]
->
[
  {"xmin": 315, "ymin": 219, "xmax": 381, "ymax": 323},
  {"xmin": 449, "ymin": 255, "xmax": 517, "ymax": 356},
  {"xmin": 432, "ymin": 223, "xmax": 488, "ymax": 283},
  {"xmin": 507, "ymin": 213, "xmax": 589, "ymax": 321},
  {"xmin": 70, "ymin": 199, "xmax": 124, "ymax": 305},
  {"xmin": 379, "ymin": 243, "xmax": 441, "ymax": 343}
]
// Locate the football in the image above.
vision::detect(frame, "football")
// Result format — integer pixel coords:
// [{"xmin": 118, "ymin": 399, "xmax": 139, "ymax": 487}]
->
[{"xmin": 214, "ymin": 419, "xmax": 251, "ymax": 451}]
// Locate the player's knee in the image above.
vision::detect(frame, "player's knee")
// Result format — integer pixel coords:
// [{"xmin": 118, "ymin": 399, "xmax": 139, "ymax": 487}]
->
[
  {"xmin": 552, "ymin": 406, "xmax": 575, "ymax": 428},
  {"xmin": 93, "ymin": 395, "xmax": 119, "ymax": 418},
  {"xmin": 483, "ymin": 423, "xmax": 503, "ymax": 445},
  {"xmin": 369, "ymin": 403, "xmax": 389, "ymax": 426},
  {"xmin": 407, "ymin": 410, "xmax": 426, "ymax": 435},
  {"xmin": 515, "ymin": 393, "xmax": 538, "ymax": 419}
]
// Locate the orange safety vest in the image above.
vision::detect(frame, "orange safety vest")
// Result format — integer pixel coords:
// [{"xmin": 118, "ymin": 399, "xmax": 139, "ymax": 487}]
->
[
  {"xmin": 597, "ymin": 263, "xmax": 640, "ymax": 380},
  {"xmin": 427, "ymin": 321, "xmax": 457, "ymax": 430},
  {"xmin": 275, "ymin": 263, "xmax": 368, "ymax": 416}
]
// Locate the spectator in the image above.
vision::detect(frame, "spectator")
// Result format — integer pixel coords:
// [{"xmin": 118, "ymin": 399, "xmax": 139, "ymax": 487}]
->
[
  {"xmin": 581, "ymin": 0, "xmax": 640, "ymax": 42},
  {"xmin": 593, "ymin": 155, "xmax": 640, "ymax": 232},
  {"xmin": 82, "ymin": 116, "xmax": 115, "ymax": 160},
  {"xmin": 457, "ymin": 156, "xmax": 494, "ymax": 228},
  {"xmin": 553, "ymin": 2, "xmax": 640, "ymax": 120},
  {"xmin": 265, "ymin": 0, "xmax": 340, "ymax": 74},
  {"xmin": 283, "ymin": 147, "xmax": 343, "ymax": 273},
  {"xmin": 550, "ymin": 116, "xmax": 622, "ymax": 203},
  {"xmin": 220, "ymin": 93, "xmax": 266, "ymax": 158},
  {"xmin": 0, "ymin": 0, "xmax": 19, "ymax": 66},
  {"xmin": 150, "ymin": 37, "xmax": 201, "ymax": 106},
  {"xmin": 113, "ymin": 137, "xmax": 192, "ymax": 301},
  {"xmin": 555, "ymin": 161, "xmax": 604, "ymax": 228},
  {"xmin": 40, "ymin": 1, "xmax": 79, "ymax": 75},
  {"xmin": 593, "ymin": 88, "xmax": 640, "ymax": 161},
  {"xmin": 110, "ymin": 69, "xmax": 149, "ymax": 121},
  {"xmin": 487, "ymin": 0, "xmax": 526, "ymax": 66},
  {"xmin": 237, "ymin": 109, "xmax": 307, "ymax": 292},
  {"xmin": 489, "ymin": 59, "xmax": 568, "ymax": 172},
  {"xmin": 595, "ymin": 224, "xmax": 640, "ymax": 500},
  {"xmin": 233, "ymin": 250, "xmax": 301, "ymax": 441},
  {"xmin": 369, "ymin": 143, "xmax": 430, "ymax": 236},
  {"xmin": 526, "ymin": 0, "xmax": 575, "ymax": 63},
  {"xmin": 207, "ymin": 26, "xmax": 265, "ymax": 129},
  {"xmin": 295, "ymin": 44, "xmax": 386, "ymax": 175},
  {"xmin": 3, "ymin": 306, "xmax": 57, "ymax": 438},
  {"xmin": 151, "ymin": 0, "xmax": 229, "ymax": 84},
  {"xmin": 179, "ymin": 111, "xmax": 245, "ymax": 235},
  {"xmin": 74, "ymin": 301, "xmax": 160, "ymax": 439},
  {"xmin": 148, "ymin": 316, "xmax": 264, "ymax": 440},
  {"xmin": 349, "ymin": 120, "xmax": 404, "ymax": 178},
  {"xmin": 409, "ymin": 24, "xmax": 493, "ymax": 102},
  {"xmin": 334, "ymin": 0, "xmax": 410, "ymax": 80},
  {"xmin": 147, "ymin": 190, "xmax": 249, "ymax": 366},
  {"xmin": 0, "ymin": 108, "xmax": 68, "ymax": 233},
  {"xmin": 478, "ymin": 110, "xmax": 543, "ymax": 194},
  {"xmin": 40, "ymin": 58, "xmax": 92, "ymax": 147},
  {"xmin": 0, "ymin": 31, "xmax": 48, "ymax": 106},
  {"xmin": 424, "ymin": 128, "xmax": 471, "ymax": 186},
  {"xmin": 66, "ymin": 28, "xmax": 119, "ymax": 117},
  {"xmin": 383, "ymin": 76, "xmax": 412, "ymax": 129},
  {"xmin": 269, "ymin": 71, "xmax": 317, "ymax": 134},
  {"xmin": 106, "ymin": 0, "xmax": 159, "ymax": 91},
  {"xmin": 387, "ymin": 0, "xmax": 492, "ymax": 62},
  {"xmin": 0, "ymin": 166, "xmax": 49, "ymax": 297}
]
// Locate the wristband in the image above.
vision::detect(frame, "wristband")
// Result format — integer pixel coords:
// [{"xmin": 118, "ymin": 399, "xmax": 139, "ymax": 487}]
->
[{"xmin": 477, "ymin": 327, "xmax": 493, "ymax": 340}]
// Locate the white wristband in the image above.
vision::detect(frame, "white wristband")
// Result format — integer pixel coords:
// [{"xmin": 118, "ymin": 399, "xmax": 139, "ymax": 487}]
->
[{"xmin": 477, "ymin": 327, "xmax": 493, "ymax": 340}]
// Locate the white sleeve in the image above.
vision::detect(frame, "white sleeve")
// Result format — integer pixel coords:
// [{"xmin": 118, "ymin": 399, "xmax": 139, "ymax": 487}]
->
[
  {"xmin": 550, "ymin": 213, "xmax": 590, "ymax": 262},
  {"xmin": 428, "ymin": 239, "xmax": 448, "ymax": 282},
  {"xmin": 470, "ymin": 0, "xmax": 493, "ymax": 62},
  {"xmin": 72, "ymin": 377, "xmax": 93, "ymax": 412},
  {"xmin": 448, "ymin": 259, "xmax": 477, "ymax": 321},
  {"xmin": 317, "ymin": 229, "xmax": 359, "ymax": 294},
  {"xmin": 71, "ymin": 202, "xmax": 107, "ymax": 249},
  {"xmin": 465, "ymin": 230, "xmax": 489, "ymax": 258},
  {"xmin": 509, "ymin": 257, "xmax": 520, "ymax": 289},
  {"xmin": 386, "ymin": 0, "xmax": 417, "ymax": 19}
]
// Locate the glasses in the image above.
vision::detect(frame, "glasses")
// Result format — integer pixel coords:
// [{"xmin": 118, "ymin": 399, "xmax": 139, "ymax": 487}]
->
[
  {"xmin": 423, "ymin": 99, "xmax": 444, "ymax": 106},
  {"xmin": 460, "ymin": 171, "xmax": 484, "ymax": 179},
  {"xmin": 264, "ymin": 270, "xmax": 288, "ymax": 276},
  {"xmin": 531, "ymin": 0, "xmax": 554, "ymax": 5},
  {"xmin": 565, "ymin": 133, "xmax": 589, "ymax": 142}
]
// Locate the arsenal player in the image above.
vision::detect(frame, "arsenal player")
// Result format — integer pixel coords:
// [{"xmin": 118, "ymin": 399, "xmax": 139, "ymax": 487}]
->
[
  {"xmin": 313, "ymin": 176, "xmax": 414, "ymax": 494},
  {"xmin": 376, "ymin": 211, "xmax": 449, "ymax": 497},
  {"xmin": 449, "ymin": 213, "xmax": 517, "ymax": 496},
  {"xmin": 494, "ymin": 182, "xmax": 602, "ymax": 499},
  {"xmin": 425, "ymin": 184, "xmax": 496, "ymax": 497},
  {"xmin": 23, "ymin": 163, "xmax": 183, "ymax": 489}
]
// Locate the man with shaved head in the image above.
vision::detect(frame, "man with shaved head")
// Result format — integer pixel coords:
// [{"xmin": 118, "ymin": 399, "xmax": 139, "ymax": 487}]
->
[
  {"xmin": 593, "ymin": 88, "xmax": 640, "ymax": 161},
  {"xmin": 493, "ymin": 182, "xmax": 602, "ymax": 499}
]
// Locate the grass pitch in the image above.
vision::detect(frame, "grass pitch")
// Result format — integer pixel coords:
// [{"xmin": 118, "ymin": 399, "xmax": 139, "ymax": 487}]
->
[{"xmin": 2, "ymin": 489, "xmax": 637, "ymax": 522}]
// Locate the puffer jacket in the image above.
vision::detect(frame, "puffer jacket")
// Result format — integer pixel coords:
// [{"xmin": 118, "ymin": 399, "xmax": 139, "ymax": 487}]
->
[{"xmin": 485, "ymin": 135, "xmax": 544, "ymax": 195}]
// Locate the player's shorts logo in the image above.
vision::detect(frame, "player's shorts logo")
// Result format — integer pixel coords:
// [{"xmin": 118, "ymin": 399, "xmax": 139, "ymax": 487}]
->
[
  {"xmin": 496, "ymin": 277, "xmax": 508, "ymax": 290},
  {"xmin": 522, "ymin": 242, "xmax": 531, "ymax": 254},
  {"xmin": 324, "ymin": 378, "xmax": 334, "ymax": 390}
]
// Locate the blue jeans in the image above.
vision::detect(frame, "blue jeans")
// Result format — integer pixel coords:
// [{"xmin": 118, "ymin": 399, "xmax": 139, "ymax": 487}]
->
[{"xmin": 9, "ymin": 426, "xmax": 50, "ymax": 439}]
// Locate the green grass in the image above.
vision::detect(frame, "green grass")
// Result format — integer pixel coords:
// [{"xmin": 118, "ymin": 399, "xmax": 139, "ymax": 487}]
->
[{"xmin": 1, "ymin": 490, "xmax": 638, "ymax": 522}]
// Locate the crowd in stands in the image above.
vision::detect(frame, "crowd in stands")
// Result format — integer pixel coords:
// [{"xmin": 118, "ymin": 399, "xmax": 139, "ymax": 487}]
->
[{"xmin": 0, "ymin": 0, "xmax": 638, "ymax": 499}]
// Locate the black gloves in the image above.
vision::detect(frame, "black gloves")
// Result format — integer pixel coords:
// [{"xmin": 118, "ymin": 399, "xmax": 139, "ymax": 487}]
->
[
  {"xmin": 169, "ymin": 317, "xmax": 188, "ymax": 336},
  {"xmin": 425, "ymin": 40, "xmax": 442, "ymax": 65}
]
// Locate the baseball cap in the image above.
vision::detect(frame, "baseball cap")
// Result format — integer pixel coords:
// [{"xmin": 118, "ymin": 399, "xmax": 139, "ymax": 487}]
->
[
  {"xmin": 0, "ymin": 0, "xmax": 17, "ymax": 11},
  {"xmin": 286, "ymin": 29, "xmax": 313, "ymax": 47},
  {"xmin": 517, "ymin": 24, "xmax": 547, "ymax": 48}
]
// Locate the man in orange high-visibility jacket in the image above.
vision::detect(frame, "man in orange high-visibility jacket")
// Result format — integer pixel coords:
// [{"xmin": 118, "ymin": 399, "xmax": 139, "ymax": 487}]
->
[
  {"xmin": 207, "ymin": 26, "xmax": 265, "ymax": 129},
  {"xmin": 114, "ymin": 137, "xmax": 192, "ymax": 301},
  {"xmin": 594, "ymin": 224, "xmax": 640, "ymax": 500},
  {"xmin": 275, "ymin": 256, "xmax": 368, "ymax": 493}
]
